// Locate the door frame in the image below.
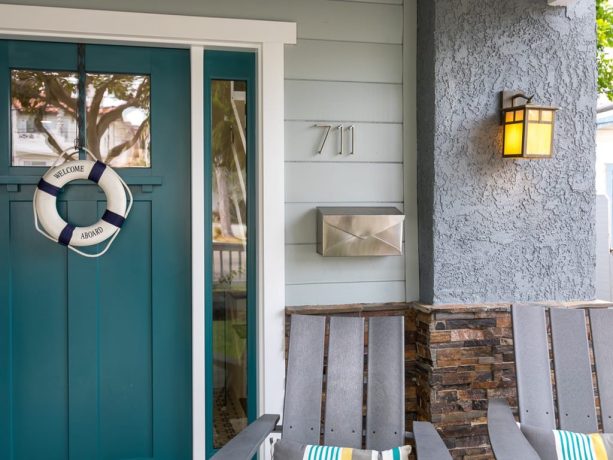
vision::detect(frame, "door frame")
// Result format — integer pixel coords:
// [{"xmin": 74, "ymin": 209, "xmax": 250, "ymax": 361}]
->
[{"xmin": 0, "ymin": 5, "xmax": 296, "ymax": 459}]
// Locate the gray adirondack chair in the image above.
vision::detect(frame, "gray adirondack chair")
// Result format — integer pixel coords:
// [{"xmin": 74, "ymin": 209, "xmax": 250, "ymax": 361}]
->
[
  {"xmin": 488, "ymin": 304, "xmax": 613, "ymax": 459},
  {"xmin": 211, "ymin": 314, "xmax": 451, "ymax": 459}
]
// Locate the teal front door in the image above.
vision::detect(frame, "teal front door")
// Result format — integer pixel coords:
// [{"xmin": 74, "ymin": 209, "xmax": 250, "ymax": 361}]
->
[{"xmin": 0, "ymin": 41, "xmax": 192, "ymax": 459}]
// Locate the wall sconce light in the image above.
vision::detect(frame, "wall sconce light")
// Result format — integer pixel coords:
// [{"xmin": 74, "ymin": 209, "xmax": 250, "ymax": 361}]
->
[{"xmin": 500, "ymin": 91, "xmax": 558, "ymax": 158}]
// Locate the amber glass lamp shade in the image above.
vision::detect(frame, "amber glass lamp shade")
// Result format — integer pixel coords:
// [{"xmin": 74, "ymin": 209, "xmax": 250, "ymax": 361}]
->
[{"xmin": 501, "ymin": 101, "xmax": 558, "ymax": 159}]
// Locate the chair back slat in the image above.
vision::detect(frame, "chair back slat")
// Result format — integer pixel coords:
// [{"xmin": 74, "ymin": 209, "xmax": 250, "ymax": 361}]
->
[
  {"xmin": 365, "ymin": 316, "xmax": 404, "ymax": 451},
  {"xmin": 550, "ymin": 308, "xmax": 597, "ymax": 432},
  {"xmin": 589, "ymin": 308, "xmax": 613, "ymax": 432},
  {"xmin": 282, "ymin": 315, "xmax": 326, "ymax": 444},
  {"xmin": 512, "ymin": 305, "xmax": 556, "ymax": 429},
  {"xmin": 324, "ymin": 316, "xmax": 365, "ymax": 448}
]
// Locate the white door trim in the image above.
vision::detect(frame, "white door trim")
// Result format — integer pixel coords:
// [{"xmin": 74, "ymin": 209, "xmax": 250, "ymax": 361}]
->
[
  {"xmin": 0, "ymin": 5, "xmax": 295, "ymax": 460},
  {"xmin": 190, "ymin": 45, "xmax": 207, "ymax": 459},
  {"xmin": 0, "ymin": 4, "xmax": 295, "ymax": 46}
]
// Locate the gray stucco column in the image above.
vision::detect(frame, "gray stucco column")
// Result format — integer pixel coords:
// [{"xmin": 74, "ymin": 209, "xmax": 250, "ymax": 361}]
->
[{"xmin": 416, "ymin": 0, "xmax": 597, "ymax": 304}]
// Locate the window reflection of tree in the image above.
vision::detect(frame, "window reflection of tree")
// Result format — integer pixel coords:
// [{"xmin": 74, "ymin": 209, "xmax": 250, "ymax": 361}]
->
[
  {"xmin": 11, "ymin": 70, "xmax": 150, "ymax": 167},
  {"xmin": 212, "ymin": 80, "xmax": 247, "ymax": 245}
]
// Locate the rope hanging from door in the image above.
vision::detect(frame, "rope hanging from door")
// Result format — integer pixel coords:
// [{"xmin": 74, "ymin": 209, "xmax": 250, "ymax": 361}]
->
[{"xmin": 33, "ymin": 147, "xmax": 133, "ymax": 258}]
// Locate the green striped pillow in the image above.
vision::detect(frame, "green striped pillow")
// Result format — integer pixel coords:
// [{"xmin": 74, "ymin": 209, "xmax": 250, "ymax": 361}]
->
[
  {"xmin": 520, "ymin": 424, "xmax": 613, "ymax": 460},
  {"xmin": 272, "ymin": 438, "xmax": 412, "ymax": 460}
]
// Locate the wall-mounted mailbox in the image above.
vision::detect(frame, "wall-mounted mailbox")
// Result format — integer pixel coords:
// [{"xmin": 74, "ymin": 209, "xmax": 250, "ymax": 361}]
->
[{"xmin": 317, "ymin": 207, "xmax": 405, "ymax": 257}]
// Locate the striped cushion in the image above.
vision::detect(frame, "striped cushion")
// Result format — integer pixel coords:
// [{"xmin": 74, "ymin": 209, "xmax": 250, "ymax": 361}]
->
[
  {"xmin": 520, "ymin": 424, "xmax": 613, "ymax": 460},
  {"xmin": 272, "ymin": 439, "xmax": 411, "ymax": 460},
  {"xmin": 553, "ymin": 431, "xmax": 613, "ymax": 460}
]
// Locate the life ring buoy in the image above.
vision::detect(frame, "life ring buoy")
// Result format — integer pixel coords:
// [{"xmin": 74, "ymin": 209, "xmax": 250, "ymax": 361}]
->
[{"xmin": 33, "ymin": 158, "xmax": 132, "ymax": 257}]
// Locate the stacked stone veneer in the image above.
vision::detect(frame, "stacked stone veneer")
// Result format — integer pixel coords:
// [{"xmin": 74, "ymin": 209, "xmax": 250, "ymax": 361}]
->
[
  {"xmin": 413, "ymin": 303, "xmax": 515, "ymax": 459},
  {"xmin": 286, "ymin": 301, "xmax": 610, "ymax": 460}
]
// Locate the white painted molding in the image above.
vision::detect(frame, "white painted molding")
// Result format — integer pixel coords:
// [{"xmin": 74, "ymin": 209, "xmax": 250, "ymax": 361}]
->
[
  {"xmin": 0, "ymin": 5, "xmax": 295, "ymax": 460},
  {"xmin": 0, "ymin": 4, "xmax": 296, "ymax": 46},
  {"xmin": 190, "ymin": 46, "xmax": 206, "ymax": 460},
  {"xmin": 547, "ymin": 0, "xmax": 576, "ymax": 6},
  {"xmin": 259, "ymin": 39, "xmax": 287, "ymax": 439}
]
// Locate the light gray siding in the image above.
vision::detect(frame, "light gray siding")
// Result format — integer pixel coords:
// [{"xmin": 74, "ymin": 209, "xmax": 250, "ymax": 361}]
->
[
  {"xmin": 4, "ymin": 0, "xmax": 415, "ymax": 306},
  {"xmin": 286, "ymin": 244, "xmax": 405, "ymax": 284},
  {"xmin": 285, "ymin": 80, "xmax": 403, "ymax": 122},
  {"xmin": 285, "ymin": 40, "xmax": 402, "ymax": 84},
  {"xmin": 285, "ymin": 163, "xmax": 404, "ymax": 203},
  {"xmin": 282, "ymin": 1, "xmax": 409, "ymax": 305},
  {"xmin": 286, "ymin": 281, "xmax": 406, "ymax": 306},
  {"xmin": 595, "ymin": 194, "xmax": 612, "ymax": 301}
]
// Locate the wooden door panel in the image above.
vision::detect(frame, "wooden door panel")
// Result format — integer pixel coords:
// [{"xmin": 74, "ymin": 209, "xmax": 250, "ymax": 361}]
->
[
  {"xmin": 11, "ymin": 199, "xmax": 69, "ymax": 460},
  {"xmin": 99, "ymin": 201, "xmax": 154, "ymax": 459},
  {"xmin": 0, "ymin": 41, "xmax": 191, "ymax": 460}
]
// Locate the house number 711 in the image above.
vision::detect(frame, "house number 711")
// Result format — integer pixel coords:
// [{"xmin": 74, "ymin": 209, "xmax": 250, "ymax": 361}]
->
[{"xmin": 314, "ymin": 124, "xmax": 355, "ymax": 155}]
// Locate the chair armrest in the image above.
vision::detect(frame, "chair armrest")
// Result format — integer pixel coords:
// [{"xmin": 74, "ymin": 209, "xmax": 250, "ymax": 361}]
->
[
  {"xmin": 413, "ymin": 421, "xmax": 452, "ymax": 460},
  {"xmin": 210, "ymin": 414, "xmax": 280, "ymax": 460},
  {"xmin": 487, "ymin": 399, "xmax": 539, "ymax": 460}
]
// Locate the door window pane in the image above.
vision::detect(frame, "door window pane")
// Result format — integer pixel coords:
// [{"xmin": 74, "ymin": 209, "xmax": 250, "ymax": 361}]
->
[
  {"xmin": 211, "ymin": 79, "xmax": 249, "ymax": 449},
  {"xmin": 10, "ymin": 70, "xmax": 150, "ymax": 168},
  {"xmin": 85, "ymin": 73, "xmax": 150, "ymax": 167},
  {"xmin": 11, "ymin": 70, "xmax": 78, "ymax": 166}
]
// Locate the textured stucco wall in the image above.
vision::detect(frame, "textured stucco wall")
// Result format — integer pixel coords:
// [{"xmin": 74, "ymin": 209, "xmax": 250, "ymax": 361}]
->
[{"xmin": 417, "ymin": 0, "xmax": 597, "ymax": 304}]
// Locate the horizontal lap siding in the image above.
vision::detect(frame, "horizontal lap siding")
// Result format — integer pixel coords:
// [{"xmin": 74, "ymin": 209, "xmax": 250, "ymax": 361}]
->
[
  {"xmin": 286, "ymin": 281, "xmax": 406, "ymax": 306},
  {"xmin": 285, "ymin": 163, "xmax": 404, "ymax": 202},
  {"xmin": 332, "ymin": 0, "xmax": 403, "ymax": 6},
  {"xmin": 284, "ymin": 0, "xmax": 408, "ymax": 306},
  {"xmin": 285, "ymin": 40, "xmax": 403, "ymax": 84},
  {"xmin": 285, "ymin": 80, "xmax": 402, "ymax": 123},
  {"xmin": 286, "ymin": 244, "xmax": 406, "ymax": 284}
]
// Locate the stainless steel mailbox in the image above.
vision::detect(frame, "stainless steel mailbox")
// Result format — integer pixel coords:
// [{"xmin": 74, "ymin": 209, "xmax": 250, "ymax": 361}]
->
[{"xmin": 317, "ymin": 207, "xmax": 405, "ymax": 257}]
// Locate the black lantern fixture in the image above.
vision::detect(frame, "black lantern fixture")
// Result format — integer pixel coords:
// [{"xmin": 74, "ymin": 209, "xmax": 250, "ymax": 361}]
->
[{"xmin": 500, "ymin": 91, "xmax": 559, "ymax": 159}]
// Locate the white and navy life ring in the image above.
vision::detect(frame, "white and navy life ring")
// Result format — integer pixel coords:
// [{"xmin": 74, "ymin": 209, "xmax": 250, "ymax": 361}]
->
[{"xmin": 33, "ymin": 157, "xmax": 132, "ymax": 258}]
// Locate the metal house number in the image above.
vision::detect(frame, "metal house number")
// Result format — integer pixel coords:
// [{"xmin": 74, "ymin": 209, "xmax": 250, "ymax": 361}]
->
[{"xmin": 314, "ymin": 124, "xmax": 355, "ymax": 155}]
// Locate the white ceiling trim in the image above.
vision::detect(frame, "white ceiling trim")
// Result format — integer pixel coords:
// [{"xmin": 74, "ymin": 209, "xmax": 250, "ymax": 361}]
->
[
  {"xmin": 0, "ymin": 4, "xmax": 296, "ymax": 46},
  {"xmin": 547, "ymin": 0, "xmax": 576, "ymax": 6}
]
